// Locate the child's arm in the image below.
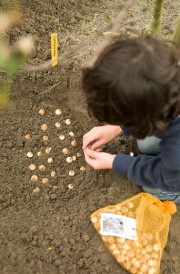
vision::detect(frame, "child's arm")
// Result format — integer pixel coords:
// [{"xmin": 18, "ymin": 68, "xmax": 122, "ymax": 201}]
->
[
  {"xmin": 113, "ymin": 153, "xmax": 180, "ymax": 191},
  {"xmin": 113, "ymin": 116, "xmax": 180, "ymax": 191}
]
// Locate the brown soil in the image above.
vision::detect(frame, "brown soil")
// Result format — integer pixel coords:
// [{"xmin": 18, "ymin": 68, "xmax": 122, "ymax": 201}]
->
[{"xmin": 0, "ymin": 0, "xmax": 180, "ymax": 273}]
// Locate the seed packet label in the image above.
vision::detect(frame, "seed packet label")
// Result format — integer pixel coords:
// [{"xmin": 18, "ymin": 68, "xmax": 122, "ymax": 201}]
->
[
  {"xmin": 100, "ymin": 213, "xmax": 137, "ymax": 240},
  {"xmin": 51, "ymin": 33, "xmax": 58, "ymax": 67}
]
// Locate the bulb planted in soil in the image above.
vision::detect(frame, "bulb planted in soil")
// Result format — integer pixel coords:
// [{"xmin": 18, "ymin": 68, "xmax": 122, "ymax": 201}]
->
[
  {"xmin": 69, "ymin": 131, "xmax": 74, "ymax": 137},
  {"xmin": 42, "ymin": 178, "xmax": 49, "ymax": 184},
  {"xmin": 69, "ymin": 170, "xmax": 75, "ymax": 176},
  {"xmin": 55, "ymin": 109, "xmax": 62, "ymax": 115},
  {"xmin": 47, "ymin": 157, "xmax": 53, "ymax": 164},
  {"xmin": 55, "ymin": 122, "xmax": 61, "ymax": 128},
  {"xmin": 39, "ymin": 109, "xmax": 45, "ymax": 116},
  {"xmin": 29, "ymin": 164, "xmax": 36, "ymax": 171},
  {"xmin": 45, "ymin": 147, "xmax": 52, "ymax": 154},
  {"xmin": 25, "ymin": 134, "xmax": 31, "ymax": 140},
  {"xmin": 27, "ymin": 152, "xmax": 33, "ymax": 158},
  {"xmin": 31, "ymin": 175, "xmax": 38, "ymax": 182},
  {"xmin": 68, "ymin": 184, "xmax": 74, "ymax": 189},
  {"xmin": 80, "ymin": 166, "xmax": 86, "ymax": 171},
  {"xmin": 71, "ymin": 139, "xmax": 77, "ymax": 147},
  {"xmin": 51, "ymin": 171, "xmax": 56, "ymax": 177},
  {"xmin": 66, "ymin": 157, "xmax": 73, "ymax": 163},
  {"xmin": 65, "ymin": 119, "xmax": 72, "ymax": 125},
  {"xmin": 72, "ymin": 155, "xmax": 76, "ymax": 161},
  {"xmin": 59, "ymin": 134, "xmax": 65, "ymax": 140},
  {"xmin": 42, "ymin": 135, "xmax": 48, "ymax": 141},
  {"xmin": 39, "ymin": 165, "xmax": 46, "ymax": 172},
  {"xmin": 33, "ymin": 187, "xmax": 40, "ymax": 193},
  {"xmin": 62, "ymin": 148, "xmax": 69, "ymax": 155},
  {"xmin": 41, "ymin": 124, "xmax": 48, "ymax": 131},
  {"xmin": 37, "ymin": 151, "xmax": 43, "ymax": 157}
]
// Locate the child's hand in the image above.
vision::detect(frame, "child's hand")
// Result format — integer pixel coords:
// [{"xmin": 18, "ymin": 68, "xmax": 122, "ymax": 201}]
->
[
  {"xmin": 84, "ymin": 148, "xmax": 116, "ymax": 170},
  {"xmin": 83, "ymin": 125, "xmax": 122, "ymax": 150}
]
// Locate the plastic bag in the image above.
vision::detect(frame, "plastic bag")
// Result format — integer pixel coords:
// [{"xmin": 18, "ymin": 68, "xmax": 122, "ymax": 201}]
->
[{"xmin": 90, "ymin": 193, "xmax": 177, "ymax": 274}]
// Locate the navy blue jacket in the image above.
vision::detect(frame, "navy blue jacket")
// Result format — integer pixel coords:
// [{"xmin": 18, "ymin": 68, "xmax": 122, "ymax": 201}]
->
[{"xmin": 113, "ymin": 115, "xmax": 180, "ymax": 191}]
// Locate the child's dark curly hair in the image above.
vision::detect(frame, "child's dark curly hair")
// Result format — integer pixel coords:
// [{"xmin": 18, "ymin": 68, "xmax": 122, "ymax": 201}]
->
[{"xmin": 82, "ymin": 36, "xmax": 180, "ymax": 139}]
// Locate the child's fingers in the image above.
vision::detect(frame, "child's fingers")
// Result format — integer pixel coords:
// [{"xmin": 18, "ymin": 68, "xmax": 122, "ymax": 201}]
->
[
  {"xmin": 83, "ymin": 133, "xmax": 92, "ymax": 148},
  {"xmin": 90, "ymin": 139, "xmax": 104, "ymax": 150},
  {"xmin": 83, "ymin": 129, "xmax": 94, "ymax": 139},
  {"xmin": 85, "ymin": 149, "xmax": 100, "ymax": 159},
  {"xmin": 84, "ymin": 150, "xmax": 96, "ymax": 168},
  {"xmin": 96, "ymin": 148, "xmax": 102, "ymax": 152},
  {"xmin": 83, "ymin": 128, "xmax": 101, "ymax": 149},
  {"xmin": 83, "ymin": 135, "xmax": 98, "ymax": 149}
]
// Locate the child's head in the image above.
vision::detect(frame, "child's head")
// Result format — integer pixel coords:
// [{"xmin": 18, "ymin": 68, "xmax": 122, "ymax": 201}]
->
[{"xmin": 82, "ymin": 36, "xmax": 180, "ymax": 138}]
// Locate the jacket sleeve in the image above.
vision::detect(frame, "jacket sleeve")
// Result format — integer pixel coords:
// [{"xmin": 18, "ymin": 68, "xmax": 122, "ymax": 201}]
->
[
  {"xmin": 113, "ymin": 117, "xmax": 180, "ymax": 191},
  {"xmin": 113, "ymin": 153, "xmax": 180, "ymax": 191},
  {"xmin": 120, "ymin": 125, "xmax": 130, "ymax": 136}
]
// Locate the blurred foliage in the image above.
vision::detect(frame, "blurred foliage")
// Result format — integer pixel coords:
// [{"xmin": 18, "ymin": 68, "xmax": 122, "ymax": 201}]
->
[
  {"xmin": 171, "ymin": 18, "xmax": 180, "ymax": 48},
  {"xmin": 150, "ymin": 0, "xmax": 165, "ymax": 37},
  {"xmin": 0, "ymin": 10, "xmax": 33, "ymax": 107},
  {"xmin": 0, "ymin": 0, "xmax": 19, "ymax": 12}
]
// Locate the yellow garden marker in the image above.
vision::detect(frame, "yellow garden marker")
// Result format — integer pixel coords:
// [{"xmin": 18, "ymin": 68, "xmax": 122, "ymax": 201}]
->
[{"xmin": 51, "ymin": 33, "xmax": 58, "ymax": 67}]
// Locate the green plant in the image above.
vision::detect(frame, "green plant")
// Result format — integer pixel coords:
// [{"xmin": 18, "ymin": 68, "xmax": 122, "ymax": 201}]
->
[
  {"xmin": 171, "ymin": 18, "xmax": 180, "ymax": 48},
  {"xmin": 150, "ymin": 0, "xmax": 165, "ymax": 37}
]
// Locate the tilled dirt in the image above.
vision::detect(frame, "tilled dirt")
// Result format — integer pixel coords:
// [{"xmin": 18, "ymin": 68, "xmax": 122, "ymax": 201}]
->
[{"xmin": 0, "ymin": 0, "xmax": 180, "ymax": 273}]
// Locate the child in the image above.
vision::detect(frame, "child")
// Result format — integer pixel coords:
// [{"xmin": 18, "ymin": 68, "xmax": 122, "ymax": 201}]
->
[{"xmin": 82, "ymin": 36, "xmax": 180, "ymax": 203}]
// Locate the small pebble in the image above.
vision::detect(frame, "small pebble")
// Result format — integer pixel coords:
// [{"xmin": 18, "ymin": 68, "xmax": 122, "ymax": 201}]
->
[
  {"xmin": 82, "ymin": 234, "xmax": 90, "ymax": 243},
  {"xmin": 50, "ymin": 194, "xmax": 57, "ymax": 199}
]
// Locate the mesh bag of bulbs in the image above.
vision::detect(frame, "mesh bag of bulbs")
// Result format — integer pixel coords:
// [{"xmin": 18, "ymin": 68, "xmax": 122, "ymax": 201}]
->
[{"xmin": 90, "ymin": 192, "xmax": 177, "ymax": 274}]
